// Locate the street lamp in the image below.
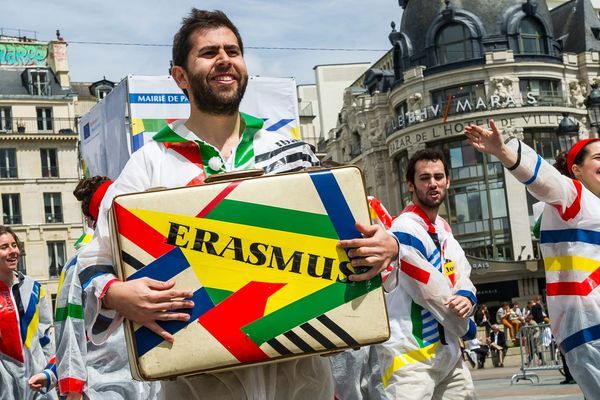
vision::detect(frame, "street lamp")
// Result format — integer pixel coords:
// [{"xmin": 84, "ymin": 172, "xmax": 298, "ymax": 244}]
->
[
  {"xmin": 556, "ymin": 112, "xmax": 579, "ymax": 152},
  {"xmin": 585, "ymin": 83, "xmax": 600, "ymax": 135}
]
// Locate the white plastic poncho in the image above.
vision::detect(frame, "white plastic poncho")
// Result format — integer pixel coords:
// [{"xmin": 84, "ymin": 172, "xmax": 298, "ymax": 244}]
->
[
  {"xmin": 0, "ymin": 272, "xmax": 57, "ymax": 400},
  {"xmin": 504, "ymin": 137, "xmax": 600, "ymax": 398},
  {"xmin": 378, "ymin": 205, "xmax": 477, "ymax": 399},
  {"xmin": 51, "ymin": 252, "xmax": 160, "ymax": 399}
]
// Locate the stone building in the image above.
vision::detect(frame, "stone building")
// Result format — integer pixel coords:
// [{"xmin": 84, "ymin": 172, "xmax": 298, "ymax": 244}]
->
[
  {"xmin": 0, "ymin": 30, "xmax": 111, "ymax": 308},
  {"xmin": 322, "ymin": 0, "xmax": 600, "ymax": 306}
]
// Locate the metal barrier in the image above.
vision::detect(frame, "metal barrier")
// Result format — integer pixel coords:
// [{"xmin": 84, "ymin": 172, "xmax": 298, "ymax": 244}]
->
[{"xmin": 511, "ymin": 323, "xmax": 564, "ymax": 384}]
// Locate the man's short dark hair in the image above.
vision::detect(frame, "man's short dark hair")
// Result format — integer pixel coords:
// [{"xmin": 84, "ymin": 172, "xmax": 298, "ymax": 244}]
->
[
  {"xmin": 172, "ymin": 9, "xmax": 244, "ymax": 70},
  {"xmin": 405, "ymin": 148, "xmax": 449, "ymax": 184}
]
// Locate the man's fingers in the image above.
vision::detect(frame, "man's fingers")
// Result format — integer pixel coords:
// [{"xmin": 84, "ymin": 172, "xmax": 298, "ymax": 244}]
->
[
  {"xmin": 490, "ymin": 118, "xmax": 499, "ymax": 134},
  {"xmin": 149, "ymin": 299, "xmax": 195, "ymax": 312},
  {"xmin": 151, "ymin": 288, "xmax": 195, "ymax": 303},
  {"xmin": 145, "ymin": 321, "xmax": 175, "ymax": 343},
  {"xmin": 155, "ymin": 311, "xmax": 192, "ymax": 322},
  {"xmin": 145, "ymin": 278, "xmax": 176, "ymax": 291},
  {"xmin": 355, "ymin": 222, "xmax": 379, "ymax": 236},
  {"xmin": 347, "ymin": 246, "xmax": 376, "ymax": 259},
  {"xmin": 347, "ymin": 267, "xmax": 379, "ymax": 282}
]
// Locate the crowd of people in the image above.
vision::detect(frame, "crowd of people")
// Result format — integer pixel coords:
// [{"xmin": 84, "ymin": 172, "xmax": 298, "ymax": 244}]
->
[{"xmin": 1, "ymin": 7, "xmax": 599, "ymax": 400}]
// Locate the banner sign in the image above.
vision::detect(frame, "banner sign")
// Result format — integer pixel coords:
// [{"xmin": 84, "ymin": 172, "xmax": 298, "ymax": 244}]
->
[{"xmin": 80, "ymin": 74, "xmax": 302, "ymax": 179}]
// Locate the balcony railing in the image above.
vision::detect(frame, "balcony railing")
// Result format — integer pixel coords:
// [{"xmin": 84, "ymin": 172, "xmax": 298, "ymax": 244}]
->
[
  {"xmin": 41, "ymin": 166, "xmax": 59, "ymax": 178},
  {"xmin": 2, "ymin": 215, "xmax": 22, "ymax": 225},
  {"xmin": 45, "ymin": 213, "xmax": 63, "ymax": 223},
  {"xmin": 3, "ymin": 117, "xmax": 77, "ymax": 134},
  {"xmin": 0, "ymin": 167, "xmax": 17, "ymax": 178}
]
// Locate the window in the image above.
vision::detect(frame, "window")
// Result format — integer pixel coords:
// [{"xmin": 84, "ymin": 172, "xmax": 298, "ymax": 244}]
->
[
  {"xmin": 431, "ymin": 82, "xmax": 485, "ymax": 117},
  {"xmin": 350, "ymin": 132, "xmax": 361, "ymax": 158},
  {"xmin": 2, "ymin": 194, "xmax": 21, "ymax": 225},
  {"xmin": 432, "ymin": 138, "xmax": 511, "ymax": 260},
  {"xmin": 17, "ymin": 253, "xmax": 26, "ymax": 275},
  {"xmin": 31, "ymin": 70, "xmax": 50, "ymax": 96},
  {"xmin": 43, "ymin": 193, "xmax": 63, "ymax": 223},
  {"xmin": 47, "ymin": 241, "xmax": 66, "ymax": 278},
  {"xmin": 518, "ymin": 17, "xmax": 547, "ymax": 55},
  {"xmin": 396, "ymin": 152, "xmax": 412, "ymax": 208},
  {"xmin": 0, "ymin": 107, "xmax": 12, "ymax": 132},
  {"xmin": 40, "ymin": 148, "xmax": 58, "ymax": 177},
  {"xmin": 36, "ymin": 107, "xmax": 53, "ymax": 132},
  {"xmin": 96, "ymin": 87, "xmax": 112, "ymax": 100},
  {"xmin": 0, "ymin": 148, "xmax": 17, "ymax": 178},
  {"xmin": 519, "ymin": 78, "xmax": 562, "ymax": 106},
  {"xmin": 435, "ymin": 23, "xmax": 480, "ymax": 64},
  {"xmin": 391, "ymin": 101, "xmax": 408, "ymax": 133}
]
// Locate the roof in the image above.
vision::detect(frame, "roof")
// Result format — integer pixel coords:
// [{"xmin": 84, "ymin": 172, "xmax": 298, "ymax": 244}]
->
[
  {"xmin": 550, "ymin": 0, "xmax": 600, "ymax": 52},
  {"xmin": 0, "ymin": 67, "xmax": 72, "ymax": 98}
]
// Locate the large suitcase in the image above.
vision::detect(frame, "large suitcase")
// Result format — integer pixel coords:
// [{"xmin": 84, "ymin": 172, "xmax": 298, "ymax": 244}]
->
[{"xmin": 109, "ymin": 166, "xmax": 390, "ymax": 380}]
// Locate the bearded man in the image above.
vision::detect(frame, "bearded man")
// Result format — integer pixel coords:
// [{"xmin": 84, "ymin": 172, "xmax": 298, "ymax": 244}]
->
[
  {"xmin": 376, "ymin": 149, "xmax": 478, "ymax": 400},
  {"xmin": 75, "ymin": 9, "xmax": 397, "ymax": 400}
]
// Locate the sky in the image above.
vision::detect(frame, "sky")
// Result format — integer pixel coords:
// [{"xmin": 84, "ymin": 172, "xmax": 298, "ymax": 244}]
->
[{"xmin": 2, "ymin": 0, "xmax": 402, "ymax": 85}]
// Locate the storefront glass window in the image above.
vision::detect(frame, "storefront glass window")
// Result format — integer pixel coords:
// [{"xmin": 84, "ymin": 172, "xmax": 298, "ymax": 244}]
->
[{"xmin": 432, "ymin": 138, "xmax": 512, "ymax": 260}]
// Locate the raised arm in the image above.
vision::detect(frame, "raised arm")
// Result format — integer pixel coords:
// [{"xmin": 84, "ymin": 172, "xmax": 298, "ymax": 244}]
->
[{"xmin": 465, "ymin": 119, "xmax": 580, "ymax": 213}]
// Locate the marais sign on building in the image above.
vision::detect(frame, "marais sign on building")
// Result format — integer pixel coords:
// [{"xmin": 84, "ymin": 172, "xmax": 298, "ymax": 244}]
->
[{"xmin": 79, "ymin": 75, "xmax": 301, "ymax": 179}]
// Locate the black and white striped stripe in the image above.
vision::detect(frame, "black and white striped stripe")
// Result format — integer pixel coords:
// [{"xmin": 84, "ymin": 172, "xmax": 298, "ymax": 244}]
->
[{"xmin": 264, "ymin": 314, "xmax": 359, "ymax": 356}]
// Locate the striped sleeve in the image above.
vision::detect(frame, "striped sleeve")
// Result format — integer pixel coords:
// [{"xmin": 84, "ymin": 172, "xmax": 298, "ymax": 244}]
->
[
  {"xmin": 40, "ymin": 356, "xmax": 57, "ymax": 393},
  {"xmin": 505, "ymin": 138, "xmax": 582, "ymax": 221},
  {"xmin": 255, "ymin": 140, "xmax": 319, "ymax": 174},
  {"xmin": 385, "ymin": 217, "xmax": 471, "ymax": 340},
  {"xmin": 55, "ymin": 256, "xmax": 88, "ymax": 395}
]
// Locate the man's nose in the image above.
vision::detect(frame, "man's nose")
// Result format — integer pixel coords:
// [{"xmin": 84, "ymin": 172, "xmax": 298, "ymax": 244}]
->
[{"xmin": 215, "ymin": 49, "xmax": 231, "ymax": 66}]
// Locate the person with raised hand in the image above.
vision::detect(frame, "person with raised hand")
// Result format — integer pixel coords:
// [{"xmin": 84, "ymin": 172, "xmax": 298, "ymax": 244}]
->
[{"xmin": 465, "ymin": 119, "xmax": 600, "ymax": 398}]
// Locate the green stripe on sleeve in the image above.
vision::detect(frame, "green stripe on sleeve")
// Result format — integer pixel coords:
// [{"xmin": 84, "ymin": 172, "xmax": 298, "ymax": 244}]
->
[{"xmin": 55, "ymin": 303, "xmax": 84, "ymax": 321}]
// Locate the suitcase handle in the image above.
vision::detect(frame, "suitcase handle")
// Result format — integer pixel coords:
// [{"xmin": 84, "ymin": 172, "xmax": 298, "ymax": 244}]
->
[{"xmin": 204, "ymin": 168, "xmax": 264, "ymax": 183}]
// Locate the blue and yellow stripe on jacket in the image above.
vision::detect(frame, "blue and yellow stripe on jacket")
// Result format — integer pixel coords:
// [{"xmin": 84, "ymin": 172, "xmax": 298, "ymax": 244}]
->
[{"xmin": 19, "ymin": 281, "xmax": 48, "ymax": 348}]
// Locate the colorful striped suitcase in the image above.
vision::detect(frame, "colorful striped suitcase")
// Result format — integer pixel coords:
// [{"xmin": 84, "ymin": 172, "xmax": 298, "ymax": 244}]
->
[{"xmin": 109, "ymin": 166, "xmax": 390, "ymax": 380}]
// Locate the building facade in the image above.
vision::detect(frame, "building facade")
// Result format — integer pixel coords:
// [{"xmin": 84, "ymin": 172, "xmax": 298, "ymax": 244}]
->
[
  {"xmin": 0, "ymin": 31, "xmax": 83, "ymax": 308},
  {"xmin": 322, "ymin": 0, "xmax": 600, "ymax": 307}
]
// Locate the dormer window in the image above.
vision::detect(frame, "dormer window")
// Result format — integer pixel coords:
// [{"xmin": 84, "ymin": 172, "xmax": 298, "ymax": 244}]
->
[
  {"xmin": 21, "ymin": 68, "xmax": 51, "ymax": 96},
  {"xmin": 518, "ymin": 17, "xmax": 548, "ymax": 55},
  {"xmin": 89, "ymin": 78, "xmax": 115, "ymax": 101},
  {"xmin": 435, "ymin": 23, "xmax": 480, "ymax": 65}
]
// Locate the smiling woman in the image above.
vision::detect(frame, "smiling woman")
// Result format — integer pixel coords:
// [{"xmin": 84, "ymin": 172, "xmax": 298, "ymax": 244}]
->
[
  {"xmin": 464, "ymin": 121, "xmax": 600, "ymax": 400},
  {"xmin": 0, "ymin": 225, "xmax": 57, "ymax": 400}
]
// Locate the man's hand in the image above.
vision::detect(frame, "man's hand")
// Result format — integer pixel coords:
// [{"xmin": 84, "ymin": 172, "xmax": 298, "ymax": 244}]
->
[
  {"xmin": 102, "ymin": 278, "xmax": 194, "ymax": 343},
  {"xmin": 27, "ymin": 373, "xmax": 47, "ymax": 392},
  {"xmin": 338, "ymin": 222, "xmax": 398, "ymax": 282},
  {"xmin": 66, "ymin": 393, "xmax": 83, "ymax": 400},
  {"xmin": 444, "ymin": 295, "xmax": 473, "ymax": 319}
]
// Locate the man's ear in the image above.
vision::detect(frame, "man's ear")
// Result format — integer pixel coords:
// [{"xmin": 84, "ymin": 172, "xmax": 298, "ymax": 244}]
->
[
  {"xmin": 171, "ymin": 65, "xmax": 189, "ymax": 90},
  {"xmin": 406, "ymin": 180, "xmax": 415, "ymax": 194}
]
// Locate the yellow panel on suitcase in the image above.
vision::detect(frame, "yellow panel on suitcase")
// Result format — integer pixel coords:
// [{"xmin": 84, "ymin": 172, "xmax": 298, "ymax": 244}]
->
[{"xmin": 109, "ymin": 166, "xmax": 390, "ymax": 380}]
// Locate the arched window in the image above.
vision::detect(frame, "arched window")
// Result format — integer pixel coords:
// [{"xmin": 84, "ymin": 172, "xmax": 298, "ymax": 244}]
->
[
  {"xmin": 518, "ymin": 17, "xmax": 547, "ymax": 54},
  {"xmin": 435, "ymin": 23, "xmax": 478, "ymax": 64}
]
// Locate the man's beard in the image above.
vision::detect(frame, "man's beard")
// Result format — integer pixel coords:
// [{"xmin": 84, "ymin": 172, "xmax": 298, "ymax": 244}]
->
[
  {"xmin": 188, "ymin": 70, "xmax": 248, "ymax": 115},
  {"xmin": 415, "ymin": 187, "xmax": 446, "ymax": 209}
]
